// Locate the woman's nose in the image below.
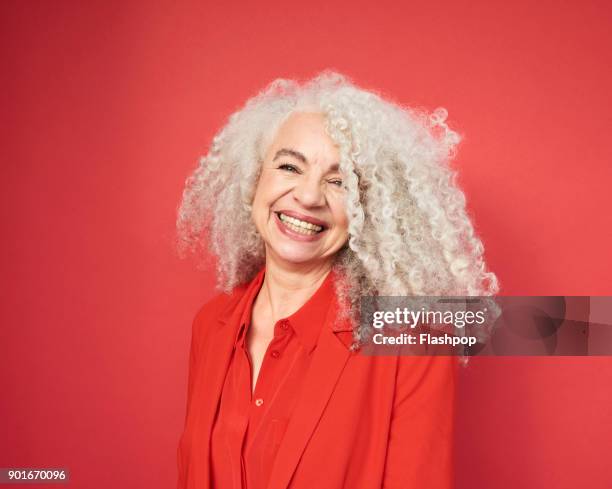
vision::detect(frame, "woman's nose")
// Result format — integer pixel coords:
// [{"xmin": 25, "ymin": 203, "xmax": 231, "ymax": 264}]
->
[{"xmin": 293, "ymin": 175, "xmax": 325, "ymax": 207}]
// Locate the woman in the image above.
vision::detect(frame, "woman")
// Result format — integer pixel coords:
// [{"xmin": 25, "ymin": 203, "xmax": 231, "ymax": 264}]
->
[{"xmin": 175, "ymin": 71, "xmax": 498, "ymax": 489}]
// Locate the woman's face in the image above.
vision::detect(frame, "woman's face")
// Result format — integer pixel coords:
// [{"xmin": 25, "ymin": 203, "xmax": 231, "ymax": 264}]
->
[{"xmin": 251, "ymin": 112, "xmax": 349, "ymax": 269}]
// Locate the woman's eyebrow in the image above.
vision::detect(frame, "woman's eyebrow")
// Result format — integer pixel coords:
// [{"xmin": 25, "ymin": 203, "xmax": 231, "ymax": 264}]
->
[
  {"xmin": 272, "ymin": 148, "xmax": 340, "ymax": 172},
  {"xmin": 273, "ymin": 148, "xmax": 307, "ymax": 164}
]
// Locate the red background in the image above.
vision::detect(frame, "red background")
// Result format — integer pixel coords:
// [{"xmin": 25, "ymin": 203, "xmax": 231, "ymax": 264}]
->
[{"xmin": 2, "ymin": 1, "xmax": 611, "ymax": 488}]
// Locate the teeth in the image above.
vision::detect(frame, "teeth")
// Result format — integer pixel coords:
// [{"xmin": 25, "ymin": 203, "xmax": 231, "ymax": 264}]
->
[{"xmin": 278, "ymin": 213, "xmax": 323, "ymax": 234}]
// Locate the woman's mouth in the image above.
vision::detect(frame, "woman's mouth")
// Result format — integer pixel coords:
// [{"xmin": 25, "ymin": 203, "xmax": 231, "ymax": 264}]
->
[{"xmin": 274, "ymin": 212, "xmax": 326, "ymax": 237}]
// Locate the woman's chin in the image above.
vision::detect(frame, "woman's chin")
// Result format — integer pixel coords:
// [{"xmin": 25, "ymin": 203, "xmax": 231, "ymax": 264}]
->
[{"xmin": 268, "ymin": 245, "xmax": 329, "ymax": 267}]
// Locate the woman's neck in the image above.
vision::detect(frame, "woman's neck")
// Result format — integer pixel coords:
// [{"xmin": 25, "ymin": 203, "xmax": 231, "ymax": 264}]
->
[{"xmin": 255, "ymin": 258, "xmax": 333, "ymax": 323}]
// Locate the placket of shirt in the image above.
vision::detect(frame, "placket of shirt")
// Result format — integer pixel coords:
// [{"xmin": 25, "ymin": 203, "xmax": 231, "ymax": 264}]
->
[{"xmin": 239, "ymin": 318, "xmax": 294, "ymax": 485}]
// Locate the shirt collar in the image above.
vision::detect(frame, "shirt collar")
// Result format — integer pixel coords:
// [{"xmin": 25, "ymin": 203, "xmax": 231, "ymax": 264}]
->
[{"xmin": 233, "ymin": 267, "xmax": 337, "ymax": 354}]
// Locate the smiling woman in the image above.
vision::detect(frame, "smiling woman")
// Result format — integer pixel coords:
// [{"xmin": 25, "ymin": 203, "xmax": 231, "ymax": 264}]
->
[{"xmin": 175, "ymin": 71, "xmax": 498, "ymax": 489}]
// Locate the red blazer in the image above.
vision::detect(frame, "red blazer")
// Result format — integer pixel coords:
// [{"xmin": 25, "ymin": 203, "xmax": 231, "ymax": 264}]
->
[{"xmin": 177, "ymin": 281, "xmax": 457, "ymax": 489}]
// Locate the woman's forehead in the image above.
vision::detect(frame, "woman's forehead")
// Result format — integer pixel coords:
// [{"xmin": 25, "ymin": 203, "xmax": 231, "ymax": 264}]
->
[{"xmin": 267, "ymin": 112, "xmax": 340, "ymax": 165}]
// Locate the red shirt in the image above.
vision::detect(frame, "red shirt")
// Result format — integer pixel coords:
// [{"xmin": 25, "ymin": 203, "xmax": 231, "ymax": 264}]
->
[{"xmin": 209, "ymin": 267, "xmax": 335, "ymax": 489}]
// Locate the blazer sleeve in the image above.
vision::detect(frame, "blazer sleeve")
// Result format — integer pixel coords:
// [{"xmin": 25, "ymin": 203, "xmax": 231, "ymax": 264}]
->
[
  {"xmin": 382, "ymin": 354, "xmax": 457, "ymax": 489},
  {"xmin": 185, "ymin": 311, "xmax": 203, "ymax": 422},
  {"xmin": 177, "ymin": 292, "xmax": 234, "ymax": 489},
  {"xmin": 181, "ymin": 294, "xmax": 229, "ymax": 421},
  {"xmin": 177, "ymin": 310, "xmax": 204, "ymax": 489}
]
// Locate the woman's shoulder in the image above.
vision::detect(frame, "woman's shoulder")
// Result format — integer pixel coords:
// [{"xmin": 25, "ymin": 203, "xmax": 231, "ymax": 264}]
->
[{"xmin": 191, "ymin": 283, "xmax": 250, "ymax": 338}]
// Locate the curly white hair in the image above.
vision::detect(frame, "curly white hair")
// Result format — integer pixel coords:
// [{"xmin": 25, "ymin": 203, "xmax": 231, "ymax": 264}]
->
[{"xmin": 176, "ymin": 70, "xmax": 499, "ymax": 346}]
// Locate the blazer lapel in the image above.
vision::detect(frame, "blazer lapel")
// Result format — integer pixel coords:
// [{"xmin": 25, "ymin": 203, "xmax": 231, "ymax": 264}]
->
[{"xmin": 266, "ymin": 303, "xmax": 354, "ymax": 489}]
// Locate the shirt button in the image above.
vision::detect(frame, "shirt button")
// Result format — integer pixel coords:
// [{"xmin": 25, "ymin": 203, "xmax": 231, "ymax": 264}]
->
[
  {"xmin": 271, "ymin": 350, "xmax": 280, "ymax": 358},
  {"xmin": 254, "ymin": 398, "xmax": 264, "ymax": 407},
  {"xmin": 280, "ymin": 320, "xmax": 289, "ymax": 330}
]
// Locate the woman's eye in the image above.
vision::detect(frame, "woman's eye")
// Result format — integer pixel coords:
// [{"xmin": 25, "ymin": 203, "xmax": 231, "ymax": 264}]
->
[
  {"xmin": 329, "ymin": 179, "xmax": 343, "ymax": 187},
  {"xmin": 278, "ymin": 163, "xmax": 300, "ymax": 173}
]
